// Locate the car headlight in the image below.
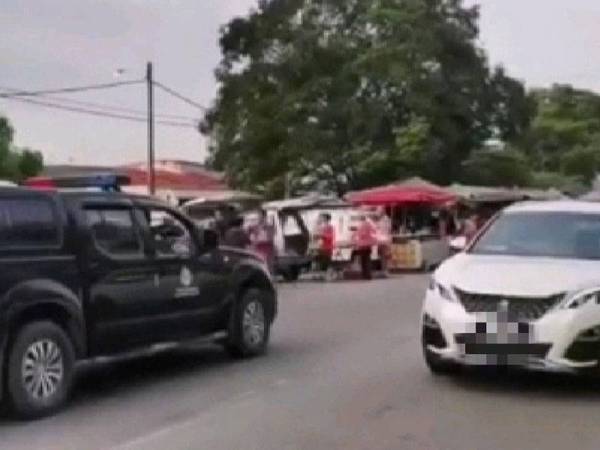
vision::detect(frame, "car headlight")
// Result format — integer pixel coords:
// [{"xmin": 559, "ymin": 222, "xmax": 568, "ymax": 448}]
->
[
  {"xmin": 429, "ymin": 277, "xmax": 456, "ymax": 303},
  {"xmin": 562, "ymin": 288, "xmax": 600, "ymax": 309}
]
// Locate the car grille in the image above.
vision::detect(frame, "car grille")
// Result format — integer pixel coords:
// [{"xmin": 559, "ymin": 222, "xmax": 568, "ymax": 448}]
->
[{"xmin": 454, "ymin": 289, "xmax": 564, "ymax": 321}]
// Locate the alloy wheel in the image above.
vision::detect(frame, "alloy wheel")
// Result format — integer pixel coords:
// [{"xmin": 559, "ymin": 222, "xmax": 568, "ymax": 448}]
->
[
  {"xmin": 21, "ymin": 339, "xmax": 64, "ymax": 400},
  {"xmin": 242, "ymin": 300, "xmax": 266, "ymax": 347}
]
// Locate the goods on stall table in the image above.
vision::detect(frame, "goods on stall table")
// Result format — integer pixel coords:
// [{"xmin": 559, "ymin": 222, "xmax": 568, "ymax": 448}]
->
[{"xmin": 389, "ymin": 240, "xmax": 423, "ymax": 270}]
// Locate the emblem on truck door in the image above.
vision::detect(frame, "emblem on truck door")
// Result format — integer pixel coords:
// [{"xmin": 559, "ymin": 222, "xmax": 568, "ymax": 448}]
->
[
  {"xmin": 180, "ymin": 266, "xmax": 193, "ymax": 287},
  {"xmin": 175, "ymin": 266, "xmax": 200, "ymax": 299}
]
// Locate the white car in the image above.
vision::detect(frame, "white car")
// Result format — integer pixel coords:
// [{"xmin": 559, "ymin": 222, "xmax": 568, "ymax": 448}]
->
[{"xmin": 422, "ymin": 200, "xmax": 600, "ymax": 375}]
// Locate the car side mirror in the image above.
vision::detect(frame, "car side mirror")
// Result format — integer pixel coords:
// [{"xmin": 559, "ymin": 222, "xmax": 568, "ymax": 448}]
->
[
  {"xmin": 202, "ymin": 228, "xmax": 219, "ymax": 250},
  {"xmin": 449, "ymin": 236, "xmax": 467, "ymax": 252}
]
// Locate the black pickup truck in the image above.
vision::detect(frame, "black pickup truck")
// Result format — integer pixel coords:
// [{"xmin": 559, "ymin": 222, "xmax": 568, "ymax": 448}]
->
[{"xmin": 0, "ymin": 187, "xmax": 277, "ymax": 418}]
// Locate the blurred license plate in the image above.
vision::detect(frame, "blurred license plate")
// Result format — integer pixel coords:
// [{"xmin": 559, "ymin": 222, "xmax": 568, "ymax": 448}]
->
[{"xmin": 456, "ymin": 320, "xmax": 542, "ymax": 364}]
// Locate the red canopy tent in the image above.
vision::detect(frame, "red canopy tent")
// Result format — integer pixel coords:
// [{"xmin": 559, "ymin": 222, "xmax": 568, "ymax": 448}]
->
[
  {"xmin": 345, "ymin": 177, "xmax": 455, "ymax": 206},
  {"xmin": 345, "ymin": 178, "xmax": 456, "ymax": 272}
]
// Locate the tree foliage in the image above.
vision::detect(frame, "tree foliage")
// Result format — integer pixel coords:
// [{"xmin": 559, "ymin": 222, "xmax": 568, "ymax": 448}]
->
[
  {"xmin": 521, "ymin": 85, "xmax": 600, "ymax": 172},
  {"xmin": 530, "ymin": 171, "xmax": 587, "ymax": 196},
  {"xmin": 203, "ymin": 0, "xmax": 531, "ymax": 197},
  {"xmin": 0, "ymin": 115, "xmax": 44, "ymax": 182},
  {"xmin": 460, "ymin": 147, "xmax": 532, "ymax": 187},
  {"xmin": 560, "ymin": 146, "xmax": 597, "ymax": 185}
]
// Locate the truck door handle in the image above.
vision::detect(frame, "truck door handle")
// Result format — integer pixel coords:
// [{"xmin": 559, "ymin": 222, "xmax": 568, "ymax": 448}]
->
[{"xmin": 114, "ymin": 273, "xmax": 150, "ymax": 283}]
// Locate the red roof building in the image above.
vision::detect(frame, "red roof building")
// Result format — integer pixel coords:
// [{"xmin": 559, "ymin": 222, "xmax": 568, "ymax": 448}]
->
[{"xmin": 39, "ymin": 160, "xmax": 230, "ymax": 203}]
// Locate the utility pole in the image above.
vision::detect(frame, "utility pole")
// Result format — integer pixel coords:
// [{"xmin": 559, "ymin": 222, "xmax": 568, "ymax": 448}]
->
[{"xmin": 146, "ymin": 62, "xmax": 155, "ymax": 195}]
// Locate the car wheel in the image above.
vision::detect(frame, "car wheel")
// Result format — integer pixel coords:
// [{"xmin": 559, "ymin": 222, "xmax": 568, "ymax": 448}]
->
[
  {"xmin": 226, "ymin": 289, "xmax": 271, "ymax": 358},
  {"xmin": 6, "ymin": 321, "xmax": 75, "ymax": 419},
  {"xmin": 422, "ymin": 339, "xmax": 459, "ymax": 376}
]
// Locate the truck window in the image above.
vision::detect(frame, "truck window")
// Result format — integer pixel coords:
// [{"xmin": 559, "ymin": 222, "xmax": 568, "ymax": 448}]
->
[
  {"xmin": 142, "ymin": 208, "xmax": 195, "ymax": 258},
  {"xmin": 0, "ymin": 198, "xmax": 60, "ymax": 247},
  {"xmin": 85, "ymin": 208, "xmax": 142, "ymax": 256}
]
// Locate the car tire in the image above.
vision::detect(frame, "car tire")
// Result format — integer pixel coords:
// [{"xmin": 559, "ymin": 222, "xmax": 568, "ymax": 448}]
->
[
  {"xmin": 422, "ymin": 341, "xmax": 459, "ymax": 375},
  {"xmin": 226, "ymin": 289, "xmax": 271, "ymax": 358},
  {"xmin": 6, "ymin": 321, "xmax": 75, "ymax": 419}
]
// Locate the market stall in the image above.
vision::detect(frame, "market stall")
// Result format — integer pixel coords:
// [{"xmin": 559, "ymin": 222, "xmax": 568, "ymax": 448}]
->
[
  {"xmin": 448, "ymin": 184, "xmax": 565, "ymax": 224},
  {"xmin": 581, "ymin": 190, "xmax": 600, "ymax": 202},
  {"xmin": 346, "ymin": 177, "xmax": 456, "ymax": 271}
]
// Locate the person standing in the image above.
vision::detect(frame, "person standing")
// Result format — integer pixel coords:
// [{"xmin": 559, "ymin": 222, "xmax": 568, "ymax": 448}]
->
[
  {"xmin": 352, "ymin": 215, "xmax": 377, "ymax": 280},
  {"xmin": 463, "ymin": 212, "xmax": 480, "ymax": 243},
  {"xmin": 314, "ymin": 213, "xmax": 335, "ymax": 275},
  {"xmin": 375, "ymin": 207, "xmax": 392, "ymax": 274},
  {"xmin": 248, "ymin": 210, "xmax": 276, "ymax": 273},
  {"xmin": 213, "ymin": 209, "xmax": 228, "ymax": 240},
  {"xmin": 223, "ymin": 216, "xmax": 251, "ymax": 249}
]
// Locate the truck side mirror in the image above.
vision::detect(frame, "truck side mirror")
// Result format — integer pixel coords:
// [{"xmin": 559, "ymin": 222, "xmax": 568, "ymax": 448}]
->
[{"xmin": 202, "ymin": 228, "xmax": 219, "ymax": 250}]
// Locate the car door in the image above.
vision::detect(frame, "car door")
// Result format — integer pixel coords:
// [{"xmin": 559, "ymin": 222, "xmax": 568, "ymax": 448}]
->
[
  {"xmin": 81, "ymin": 205, "xmax": 163, "ymax": 354},
  {"xmin": 139, "ymin": 206, "xmax": 228, "ymax": 339}
]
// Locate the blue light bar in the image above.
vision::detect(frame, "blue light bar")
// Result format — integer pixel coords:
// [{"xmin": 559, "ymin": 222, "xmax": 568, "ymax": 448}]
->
[{"xmin": 43, "ymin": 174, "xmax": 130, "ymax": 192}]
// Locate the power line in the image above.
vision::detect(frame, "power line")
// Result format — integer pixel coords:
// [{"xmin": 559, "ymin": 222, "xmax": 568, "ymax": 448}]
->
[
  {"xmin": 153, "ymin": 80, "xmax": 208, "ymax": 111},
  {"xmin": 0, "ymin": 79, "xmax": 143, "ymax": 98},
  {"xmin": 0, "ymin": 86, "xmax": 200, "ymax": 121},
  {"xmin": 2, "ymin": 96, "xmax": 198, "ymax": 129}
]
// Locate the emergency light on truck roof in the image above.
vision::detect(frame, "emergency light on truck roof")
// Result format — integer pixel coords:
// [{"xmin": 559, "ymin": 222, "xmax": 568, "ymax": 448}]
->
[{"xmin": 24, "ymin": 174, "xmax": 130, "ymax": 192}]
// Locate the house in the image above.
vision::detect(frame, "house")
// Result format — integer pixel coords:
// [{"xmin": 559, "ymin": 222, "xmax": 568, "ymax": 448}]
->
[{"xmin": 41, "ymin": 159, "xmax": 230, "ymax": 204}]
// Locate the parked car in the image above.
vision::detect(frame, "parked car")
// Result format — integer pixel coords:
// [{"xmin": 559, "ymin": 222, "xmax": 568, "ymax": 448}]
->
[
  {"xmin": 422, "ymin": 200, "xmax": 600, "ymax": 375},
  {"xmin": 0, "ymin": 186, "xmax": 277, "ymax": 418}
]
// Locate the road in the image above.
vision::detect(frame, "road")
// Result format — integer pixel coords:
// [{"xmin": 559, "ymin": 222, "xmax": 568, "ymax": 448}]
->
[{"xmin": 3, "ymin": 275, "xmax": 600, "ymax": 450}]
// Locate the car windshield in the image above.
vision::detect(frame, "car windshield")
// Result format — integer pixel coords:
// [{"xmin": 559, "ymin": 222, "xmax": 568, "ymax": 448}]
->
[{"xmin": 470, "ymin": 211, "xmax": 600, "ymax": 259}]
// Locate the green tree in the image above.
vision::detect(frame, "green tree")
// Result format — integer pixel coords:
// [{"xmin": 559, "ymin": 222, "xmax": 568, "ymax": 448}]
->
[
  {"xmin": 0, "ymin": 115, "xmax": 44, "ymax": 182},
  {"xmin": 460, "ymin": 147, "xmax": 532, "ymax": 187},
  {"xmin": 530, "ymin": 171, "xmax": 587, "ymax": 196},
  {"xmin": 521, "ymin": 85, "xmax": 600, "ymax": 172},
  {"xmin": 202, "ymin": 0, "xmax": 530, "ymax": 197},
  {"xmin": 0, "ymin": 116, "xmax": 14, "ymax": 176},
  {"xmin": 560, "ymin": 146, "xmax": 597, "ymax": 185},
  {"xmin": 17, "ymin": 149, "xmax": 44, "ymax": 180}
]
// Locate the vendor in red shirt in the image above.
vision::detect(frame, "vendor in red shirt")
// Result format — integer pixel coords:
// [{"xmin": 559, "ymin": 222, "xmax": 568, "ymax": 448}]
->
[
  {"xmin": 314, "ymin": 213, "xmax": 335, "ymax": 273},
  {"xmin": 352, "ymin": 214, "xmax": 377, "ymax": 280}
]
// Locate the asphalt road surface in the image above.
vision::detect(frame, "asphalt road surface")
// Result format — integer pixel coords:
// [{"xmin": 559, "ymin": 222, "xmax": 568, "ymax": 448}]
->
[{"xmin": 3, "ymin": 275, "xmax": 600, "ymax": 450}]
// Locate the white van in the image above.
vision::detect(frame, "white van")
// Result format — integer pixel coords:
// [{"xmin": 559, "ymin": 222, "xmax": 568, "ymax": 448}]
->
[{"xmin": 244, "ymin": 207, "xmax": 312, "ymax": 281}]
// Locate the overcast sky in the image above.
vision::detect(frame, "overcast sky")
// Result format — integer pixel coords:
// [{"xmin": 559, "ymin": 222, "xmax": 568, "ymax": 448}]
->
[{"xmin": 1, "ymin": 0, "xmax": 600, "ymax": 166}]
